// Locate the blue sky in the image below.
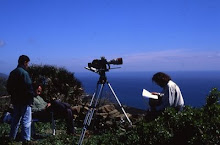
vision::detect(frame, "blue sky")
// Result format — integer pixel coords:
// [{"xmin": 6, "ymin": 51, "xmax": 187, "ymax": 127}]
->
[{"xmin": 0, "ymin": 0, "xmax": 220, "ymax": 74}]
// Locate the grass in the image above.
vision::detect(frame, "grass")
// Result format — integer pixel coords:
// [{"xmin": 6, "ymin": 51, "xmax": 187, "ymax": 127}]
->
[{"xmin": 0, "ymin": 117, "xmax": 82, "ymax": 145}]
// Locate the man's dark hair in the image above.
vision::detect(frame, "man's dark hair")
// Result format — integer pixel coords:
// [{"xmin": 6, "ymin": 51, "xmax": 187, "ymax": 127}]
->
[
  {"xmin": 18, "ymin": 55, "xmax": 30, "ymax": 65},
  {"xmin": 32, "ymin": 83, "xmax": 43, "ymax": 91},
  {"xmin": 152, "ymin": 72, "xmax": 171, "ymax": 84}
]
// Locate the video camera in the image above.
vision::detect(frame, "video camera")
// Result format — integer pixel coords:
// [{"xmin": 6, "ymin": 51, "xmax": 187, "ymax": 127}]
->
[{"xmin": 86, "ymin": 57, "xmax": 123, "ymax": 73}]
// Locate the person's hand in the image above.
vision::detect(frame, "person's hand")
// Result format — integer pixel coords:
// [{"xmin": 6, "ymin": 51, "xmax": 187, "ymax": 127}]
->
[
  {"xmin": 46, "ymin": 103, "xmax": 51, "ymax": 108},
  {"xmin": 151, "ymin": 92, "xmax": 160, "ymax": 95}
]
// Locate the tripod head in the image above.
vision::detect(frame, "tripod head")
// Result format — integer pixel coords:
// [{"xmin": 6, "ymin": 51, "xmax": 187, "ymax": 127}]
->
[{"xmin": 85, "ymin": 57, "xmax": 123, "ymax": 84}]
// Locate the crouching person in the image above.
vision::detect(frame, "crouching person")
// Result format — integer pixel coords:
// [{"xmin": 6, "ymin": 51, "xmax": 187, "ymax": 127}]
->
[
  {"xmin": 146, "ymin": 72, "xmax": 185, "ymax": 121},
  {"xmin": 151, "ymin": 72, "xmax": 184, "ymax": 111},
  {"xmin": 32, "ymin": 84, "xmax": 75, "ymax": 134}
]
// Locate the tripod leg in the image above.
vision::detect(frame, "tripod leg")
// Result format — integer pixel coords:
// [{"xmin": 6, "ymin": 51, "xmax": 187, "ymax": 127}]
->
[
  {"xmin": 89, "ymin": 83, "xmax": 99, "ymax": 106},
  {"xmin": 87, "ymin": 84, "xmax": 104, "ymax": 125},
  {"xmin": 80, "ymin": 83, "xmax": 98, "ymax": 128},
  {"xmin": 107, "ymin": 82, "xmax": 132, "ymax": 126},
  {"xmin": 77, "ymin": 83, "xmax": 105, "ymax": 145}
]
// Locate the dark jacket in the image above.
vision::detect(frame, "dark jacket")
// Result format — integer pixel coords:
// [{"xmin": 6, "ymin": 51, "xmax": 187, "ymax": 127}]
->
[{"xmin": 7, "ymin": 65, "xmax": 34, "ymax": 105}]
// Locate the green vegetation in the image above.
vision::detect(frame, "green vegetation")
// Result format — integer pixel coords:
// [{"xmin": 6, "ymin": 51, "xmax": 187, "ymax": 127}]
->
[
  {"xmin": 85, "ymin": 88, "xmax": 220, "ymax": 145},
  {"xmin": 0, "ymin": 88, "xmax": 219, "ymax": 145},
  {"xmin": 0, "ymin": 66, "xmax": 219, "ymax": 144},
  {"xmin": 28, "ymin": 64, "xmax": 84, "ymax": 105},
  {"xmin": 0, "ymin": 121, "xmax": 80, "ymax": 145},
  {"xmin": 0, "ymin": 77, "xmax": 7, "ymax": 96}
]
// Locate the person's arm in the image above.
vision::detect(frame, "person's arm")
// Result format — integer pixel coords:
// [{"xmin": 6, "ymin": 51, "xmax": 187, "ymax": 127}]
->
[
  {"xmin": 32, "ymin": 96, "xmax": 48, "ymax": 112},
  {"xmin": 6, "ymin": 71, "xmax": 16, "ymax": 96},
  {"xmin": 23, "ymin": 71, "xmax": 35, "ymax": 99},
  {"xmin": 149, "ymin": 92, "xmax": 163, "ymax": 111},
  {"xmin": 153, "ymin": 86, "xmax": 170, "ymax": 111},
  {"xmin": 32, "ymin": 99, "xmax": 41, "ymax": 112}
]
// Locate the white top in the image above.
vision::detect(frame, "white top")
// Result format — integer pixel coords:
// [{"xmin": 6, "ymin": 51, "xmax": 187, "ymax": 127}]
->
[{"xmin": 156, "ymin": 80, "xmax": 184, "ymax": 111}]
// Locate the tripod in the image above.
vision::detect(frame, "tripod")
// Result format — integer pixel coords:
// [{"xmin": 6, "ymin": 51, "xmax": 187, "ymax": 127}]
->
[{"xmin": 77, "ymin": 70, "xmax": 132, "ymax": 145}]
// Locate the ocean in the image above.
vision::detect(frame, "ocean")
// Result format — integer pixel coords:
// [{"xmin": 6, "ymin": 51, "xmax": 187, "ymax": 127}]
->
[{"xmin": 75, "ymin": 71, "xmax": 220, "ymax": 110}]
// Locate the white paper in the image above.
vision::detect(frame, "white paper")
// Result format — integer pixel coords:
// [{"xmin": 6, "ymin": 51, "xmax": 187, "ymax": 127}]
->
[{"xmin": 142, "ymin": 89, "xmax": 158, "ymax": 99}]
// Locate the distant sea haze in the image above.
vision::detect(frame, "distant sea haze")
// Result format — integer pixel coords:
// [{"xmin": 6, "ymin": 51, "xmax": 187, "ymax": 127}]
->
[{"xmin": 75, "ymin": 71, "xmax": 220, "ymax": 110}]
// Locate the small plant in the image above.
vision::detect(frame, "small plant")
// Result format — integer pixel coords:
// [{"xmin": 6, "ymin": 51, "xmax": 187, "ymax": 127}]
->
[{"xmin": 205, "ymin": 88, "xmax": 220, "ymax": 106}]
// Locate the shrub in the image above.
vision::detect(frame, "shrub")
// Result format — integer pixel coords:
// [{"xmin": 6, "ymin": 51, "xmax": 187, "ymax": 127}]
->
[
  {"xmin": 28, "ymin": 64, "xmax": 84, "ymax": 105},
  {"xmin": 0, "ymin": 82, "xmax": 219, "ymax": 144},
  {"xmin": 85, "ymin": 88, "xmax": 220, "ymax": 145},
  {"xmin": 0, "ymin": 77, "xmax": 7, "ymax": 96}
]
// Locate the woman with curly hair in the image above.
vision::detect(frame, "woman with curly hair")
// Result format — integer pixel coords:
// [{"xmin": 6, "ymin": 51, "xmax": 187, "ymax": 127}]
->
[{"xmin": 150, "ymin": 72, "xmax": 184, "ymax": 111}]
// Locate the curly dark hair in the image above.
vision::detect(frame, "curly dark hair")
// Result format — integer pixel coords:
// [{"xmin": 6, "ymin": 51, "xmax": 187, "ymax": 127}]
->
[{"xmin": 152, "ymin": 72, "xmax": 171, "ymax": 85}]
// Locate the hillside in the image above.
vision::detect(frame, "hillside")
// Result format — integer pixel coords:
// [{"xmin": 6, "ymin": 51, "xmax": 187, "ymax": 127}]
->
[
  {"xmin": 0, "ymin": 73, "xmax": 8, "ymax": 79},
  {"xmin": 0, "ymin": 88, "xmax": 219, "ymax": 144},
  {"xmin": 0, "ymin": 74, "xmax": 7, "ymax": 96},
  {"xmin": 0, "ymin": 65, "xmax": 219, "ymax": 145}
]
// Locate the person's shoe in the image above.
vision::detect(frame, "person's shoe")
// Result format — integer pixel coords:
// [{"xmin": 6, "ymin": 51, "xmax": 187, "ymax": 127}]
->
[{"xmin": 1, "ymin": 111, "xmax": 12, "ymax": 123}]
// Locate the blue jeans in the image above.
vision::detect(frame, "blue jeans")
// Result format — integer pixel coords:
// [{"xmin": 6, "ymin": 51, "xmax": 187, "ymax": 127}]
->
[{"xmin": 10, "ymin": 105, "xmax": 32, "ymax": 141}]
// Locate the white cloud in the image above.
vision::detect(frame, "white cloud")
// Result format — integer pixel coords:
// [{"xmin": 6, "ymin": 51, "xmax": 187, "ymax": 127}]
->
[
  {"xmin": 29, "ymin": 49, "xmax": 220, "ymax": 72},
  {"xmin": 0, "ymin": 40, "xmax": 6, "ymax": 47},
  {"xmin": 121, "ymin": 49, "xmax": 220, "ymax": 71}
]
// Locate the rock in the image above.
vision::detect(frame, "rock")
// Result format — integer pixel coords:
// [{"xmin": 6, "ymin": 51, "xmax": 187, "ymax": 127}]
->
[
  {"xmin": 108, "ymin": 109, "xmax": 121, "ymax": 118},
  {"xmin": 71, "ymin": 105, "xmax": 82, "ymax": 114},
  {"xmin": 84, "ymin": 106, "xmax": 89, "ymax": 112},
  {"xmin": 106, "ymin": 120, "xmax": 113, "ymax": 126},
  {"xmin": 108, "ymin": 109, "xmax": 118, "ymax": 115},
  {"xmin": 96, "ymin": 112, "xmax": 108, "ymax": 119},
  {"xmin": 98, "ymin": 104, "xmax": 115, "ymax": 113},
  {"xmin": 115, "ymin": 113, "xmax": 132, "ymax": 121}
]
